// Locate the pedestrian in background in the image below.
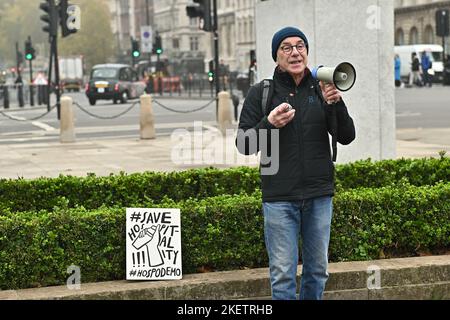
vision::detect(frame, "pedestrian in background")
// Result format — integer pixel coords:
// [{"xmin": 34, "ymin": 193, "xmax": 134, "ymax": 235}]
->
[
  {"xmin": 421, "ymin": 51, "xmax": 432, "ymax": 87},
  {"xmin": 409, "ymin": 52, "xmax": 422, "ymax": 87},
  {"xmin": 236, "ymin": 26, "xmax": 356, "ymax": 300},
  {"xmin": 444, "ymin": 55, "xmax": 450, "ymax": 85},
  {"xmin": 395, "ymin": 54, "xmax": 402, "ymax": 87}
]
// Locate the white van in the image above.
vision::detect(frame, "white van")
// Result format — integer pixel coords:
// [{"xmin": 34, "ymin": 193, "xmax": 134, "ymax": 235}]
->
[{"xmin": 394, "ymin": 44, "xmax": 444, "ymax": 82}]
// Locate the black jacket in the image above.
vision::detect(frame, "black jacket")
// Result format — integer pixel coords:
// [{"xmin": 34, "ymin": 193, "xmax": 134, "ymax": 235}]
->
[
  {"xmin": 236, "ymin": 68, "xmax": 356, "ymax": 202},
  {"xmin": 412, "ymin": 57, "xmax": 420, "ymax": 71}
]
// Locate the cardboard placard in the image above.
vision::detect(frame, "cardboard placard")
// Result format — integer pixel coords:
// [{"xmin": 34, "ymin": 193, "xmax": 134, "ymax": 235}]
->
[{"xmin": 126, "ymin": 208, "xmax": 182, "ymax": 280}]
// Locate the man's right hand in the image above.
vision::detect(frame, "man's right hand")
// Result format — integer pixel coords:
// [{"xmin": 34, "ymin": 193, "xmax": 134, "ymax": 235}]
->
[{"xmin": 268, "ymin": 103, "xmax": 296, "ymax": 128}]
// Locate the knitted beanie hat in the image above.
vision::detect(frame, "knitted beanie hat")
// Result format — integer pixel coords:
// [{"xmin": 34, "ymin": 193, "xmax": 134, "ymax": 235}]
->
[{"xmin": 271, "ymin": 26, "xmax": 309, "ymax": 61}]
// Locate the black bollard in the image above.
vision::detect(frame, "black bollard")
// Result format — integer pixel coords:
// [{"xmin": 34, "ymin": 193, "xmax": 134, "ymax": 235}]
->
[
  {"xmin": 188, "ymin": 77, "xmax": 192, "ymax": 98},
  {"xmin": 3, "ymin": 86, "xmax": 9, "ymax": 109},
  {"xmin": 29, "ymin": 84, "xmax": 34, "ymax": 107},
  {"xmin": 158, "ymin": 77, "xmax": 163, "ymax": 96},
  {"xmin": 43, "ymin": 85, "xmax": 49, "ymax": 106},
  {"xmin": 37, "ymin": 85, "xmax": 43, "ymax": 105},
  {"xmin": 18, "ymin": 84, "xmax": 24, "ymax": 107}
]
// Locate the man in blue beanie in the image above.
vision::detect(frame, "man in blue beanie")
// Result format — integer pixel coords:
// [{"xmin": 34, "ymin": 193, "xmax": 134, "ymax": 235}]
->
[{"xmin": 236, "ymin": 26, "xmax": 356, "ymax": 300}]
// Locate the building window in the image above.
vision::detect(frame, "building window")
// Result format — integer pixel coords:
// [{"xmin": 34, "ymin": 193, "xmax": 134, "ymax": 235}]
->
[
  {"xmin": 238, "ymin": 20, "xmax": 242, "ymax": 43},
  {"xmin": 173, "ymin": 38, "xmax": 180, "ymax": 49},
  {"xmin": 409, "ymin": 27, "xmax": 419, "ymax": 44},
  {"xmin": 120, "ymin": 0, "xmax": 128, "ymax": 12},
  {"xmin": 395, "ymin": 28, "xmax": 405, "ymax": 45},
  {"xmin": 243, "ymin": 21, "xmax": 248, "ymax": 43},
  {"xmin": 190, "ymin": 17, "xmax": 198, "ymax": 27},
  {"xmin": 227, "ymin": 24, "xmax": 232, "ymax": 57},
  {"xmin": 190, "ymin": 36, "xmax": 199, "ymax": 51},
  {"xmin": 423, "ymin": 25, "xmax": 434, "ymax": 44}
]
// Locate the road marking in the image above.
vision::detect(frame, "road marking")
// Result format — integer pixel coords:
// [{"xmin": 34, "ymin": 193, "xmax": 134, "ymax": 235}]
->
[
  {"xmin": 5, "ymin": 114, "xmax": 26, "ymax": 121},
  {"xmin": 0, "ymin": 111, "xmax": 56, "ymax": 131},
  {"xmin": 0, "ymin": 132, "xmax": 172, "ymax": 144},
  {"xmin": 31, "ymin": 121, "xmax": 56, "ymax": 132}
]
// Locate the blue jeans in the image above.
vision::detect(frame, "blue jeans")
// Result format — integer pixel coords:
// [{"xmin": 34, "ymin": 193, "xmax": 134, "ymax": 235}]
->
[{"xmin": 263, "ymin": 196, "xmax": 333, "ymax": 300}]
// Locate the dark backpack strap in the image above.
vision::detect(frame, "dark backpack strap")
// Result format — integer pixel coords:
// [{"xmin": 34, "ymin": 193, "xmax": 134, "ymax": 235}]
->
[
  {"xmin": 260, "ymin": 79, "xmax": 273, "ymax": 116},
  {"xmin": 330, "ymin": 109, "xmax": 338, "ymax": 162},
  {"xmin": 313, "ymin": 79, "xmax": 338, "ymax": 162}
]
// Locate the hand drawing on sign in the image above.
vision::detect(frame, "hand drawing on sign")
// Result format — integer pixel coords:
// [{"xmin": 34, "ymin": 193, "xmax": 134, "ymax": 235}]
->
[{"xmin": 132, "ymin": 224, "xmax": 164, "ymax": 267}]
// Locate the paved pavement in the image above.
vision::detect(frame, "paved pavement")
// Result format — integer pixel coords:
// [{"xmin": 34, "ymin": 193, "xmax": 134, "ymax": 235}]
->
[
  {"xmin": 0, "ymin": 120, "xmax": 448, "ymax": 179},
  {"xmin": 0, "ymin": 121, "xmax": 257, "ymax": 179}
]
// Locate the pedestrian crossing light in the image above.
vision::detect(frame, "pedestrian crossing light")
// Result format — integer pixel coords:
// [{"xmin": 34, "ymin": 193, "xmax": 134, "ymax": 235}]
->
[{"xmin": 208, "ymin": 60, "xmax": 214, "ymax": 82}]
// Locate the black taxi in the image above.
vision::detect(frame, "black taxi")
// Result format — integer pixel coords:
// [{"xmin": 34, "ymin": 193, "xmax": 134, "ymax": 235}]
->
[{"xmin": 85, "ymin": 64, "xmax": 146, "ymax": 105}]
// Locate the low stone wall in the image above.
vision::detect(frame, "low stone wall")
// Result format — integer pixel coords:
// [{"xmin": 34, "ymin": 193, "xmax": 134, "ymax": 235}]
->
[{"xmin": 1, "ymin": 255, "xmax": 448, "ymax": 300}]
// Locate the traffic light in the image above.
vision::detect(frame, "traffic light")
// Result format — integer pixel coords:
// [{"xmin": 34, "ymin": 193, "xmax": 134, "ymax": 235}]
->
[
  {"xmin": 132, "ymin": 39, "xmax": 140, "ymax": 58},
  {"xmin": 154, "ymin": 35, "xmax": 163, "ymax": 55},
  {"xmin": 25, "ymin": 40, "xmax": 35, "ymax": 61},
  {"xmin": 186, "ymin": 0, "xmax": 212, "ymax": 32},
  {"xmin": 59, "ymin": 0, "xmax": 78, "ymax": 37},
  {"xmin": 436, "ymin": 9, "xmax": 449, "ymax": 37},
  {"xmin": 208, "ymin": 60, "xmax": 214, "ymax": 82},
  {"xmin": 40, "ymin": 0, "xmax": 58, "ymax": 37}
]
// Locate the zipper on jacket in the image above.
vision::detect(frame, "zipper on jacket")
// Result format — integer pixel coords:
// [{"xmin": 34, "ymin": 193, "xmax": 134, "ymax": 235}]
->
[
  {"xmin": 295, "ymin": 79, "xmax": 317, "ymax": 198},
  {"xmin": 293, "ymin": 84, "xmax": 310, "ymax": 199}
]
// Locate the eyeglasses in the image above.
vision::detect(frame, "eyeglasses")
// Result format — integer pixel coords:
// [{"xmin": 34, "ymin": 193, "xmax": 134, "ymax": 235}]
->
[{"xmin": 280, "ymin": 43, "xmax": 306, "ymax": 55}]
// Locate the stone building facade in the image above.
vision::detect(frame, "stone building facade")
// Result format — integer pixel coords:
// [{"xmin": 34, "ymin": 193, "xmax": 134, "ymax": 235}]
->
[
  {"xmin": 109, "ymin": 0, "xmax": 258, "ymax": 75},
  {"xmin": 108, "ymin": 0, "xmax": 155, "ymax": 60},
  {"xmin": 108, "ymin": 1, "xmax": 450, "ymax": 74},
  {"xmin": 151, "ymin": 0, "xmax": 258, "ymax": 75},
  {"xmin": 394, "ymin": 0, "xmax": 450, "ymax": 53}
]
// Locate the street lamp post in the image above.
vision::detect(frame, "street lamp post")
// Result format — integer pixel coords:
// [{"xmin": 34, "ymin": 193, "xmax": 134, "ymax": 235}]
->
[
  {"xmin": 213, "ymin": 0, "xmax": 219, "ymax": 115},
  {"xmin": 145, "ymin": 0, "xmax": 152, "ymax": 66}
]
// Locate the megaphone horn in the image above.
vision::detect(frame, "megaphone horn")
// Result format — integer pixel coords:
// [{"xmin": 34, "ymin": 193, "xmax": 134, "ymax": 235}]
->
[{"xmin": 311, "ymin": 62, "xmax": 356, "ymax": 92}]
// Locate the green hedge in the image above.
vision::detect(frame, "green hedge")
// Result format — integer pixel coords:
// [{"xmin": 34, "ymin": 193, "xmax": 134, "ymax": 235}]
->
[
  {"xmin": 0, "ymin": 167, "xmax": 260, "ymax": 213},
  {"xmin": 0, "ymin": 157, "xmax": 448, "ymax": 213},
  {"xmin": 335, "ymin": 157, "xmax": 450, "ymax": 190},
  {"xmin": 1, "ymin": 182, "xmax": 448, "ymax": 290}
]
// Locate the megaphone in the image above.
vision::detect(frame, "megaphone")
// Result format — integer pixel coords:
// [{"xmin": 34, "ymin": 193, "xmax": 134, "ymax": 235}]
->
[{"xmin": 311, "ymin": 62, "xmax": 356, "ymax": 91}]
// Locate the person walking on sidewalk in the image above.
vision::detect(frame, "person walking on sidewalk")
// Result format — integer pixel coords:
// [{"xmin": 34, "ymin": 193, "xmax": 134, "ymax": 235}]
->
[
  {"xmin": 236, "ymin": 26, "xmax": 356, "ymax": 300},
  {"xmin": 395, "ymin": 54, "xmax": 402, "ymax": 87},
  {"xmin": 421, "ymin": 51, "xmax": 433, "ymax": 87},
  {"xmin": 409, "ymin": 52, "xmax": 422, "ymax": 87}
]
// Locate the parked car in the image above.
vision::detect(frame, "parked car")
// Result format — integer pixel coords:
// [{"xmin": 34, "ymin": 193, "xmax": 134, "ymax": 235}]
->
[{"xmin": 85, "ymin": 64, "xmax": 146, "ymax": 105}]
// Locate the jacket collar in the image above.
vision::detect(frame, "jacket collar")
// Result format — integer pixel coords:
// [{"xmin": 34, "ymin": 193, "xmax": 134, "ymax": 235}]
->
[{"xmin": 273, "ymin": 66, "xmax": 312, "ymax": 89}]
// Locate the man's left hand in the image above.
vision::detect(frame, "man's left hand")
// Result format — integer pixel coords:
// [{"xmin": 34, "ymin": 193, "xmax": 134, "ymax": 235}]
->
[{"xmin": 319, "ymin": 81, "xmax": 342, "ymax": 104}]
